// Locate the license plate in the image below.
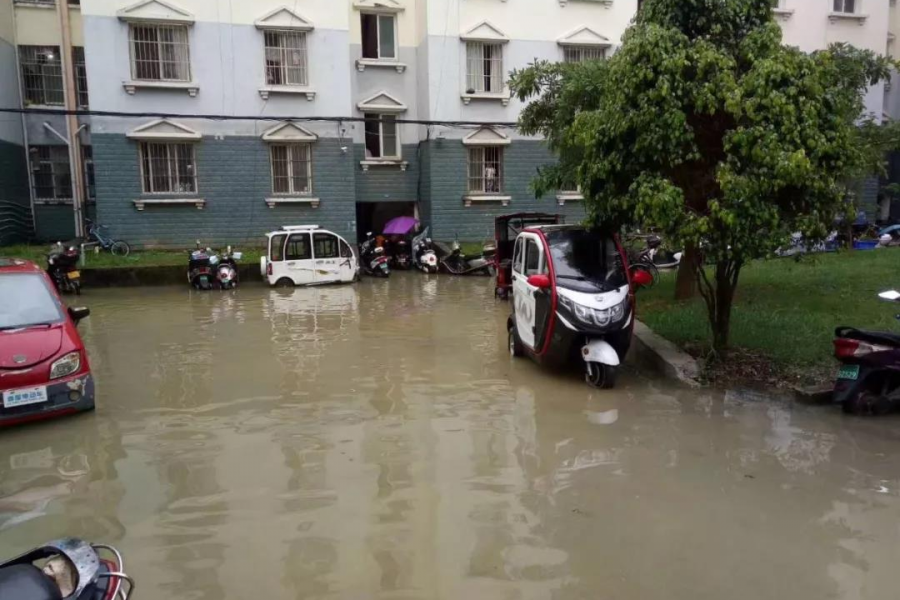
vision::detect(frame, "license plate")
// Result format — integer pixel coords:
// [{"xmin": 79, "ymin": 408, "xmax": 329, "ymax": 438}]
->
[
  {"xmin": 3, "ymin": 386, "xmax": 49, "ymax": 408},
  {"xmin": 837, "ymin": 365, "xmax": 860, "ymax": 381},
  {"xmin": 67, "ymin": 271, "xmax": 80, "ymax": 279}
]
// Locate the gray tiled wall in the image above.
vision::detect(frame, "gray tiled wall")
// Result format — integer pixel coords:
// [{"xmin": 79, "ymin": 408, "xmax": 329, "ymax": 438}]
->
[{"xmin": 0, "ymin": 138, "xmax": 32, "ymax": 245}]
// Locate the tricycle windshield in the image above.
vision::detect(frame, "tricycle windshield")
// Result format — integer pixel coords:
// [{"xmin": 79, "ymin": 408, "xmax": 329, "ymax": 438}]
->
[{"xmin": 546, "ymin": 230, "xmax": 627, "ymax": 294}]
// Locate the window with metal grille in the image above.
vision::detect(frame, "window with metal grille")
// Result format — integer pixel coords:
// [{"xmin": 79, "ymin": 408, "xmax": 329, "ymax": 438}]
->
[
  {"xmin": 360, "ymin": 13, "xmax": 396, "ymax": 59},
  {"xmin": 73, "ymin": 47, "xmax": 89, "ymax": 108},
  {"xmin": 29, "ymin": 145, "xmax": 94, "ymax": 201},
  {"xmin": 467, "ymin": 147, "xmax": 503, "ymax": 193},
  {"xmin": 563, "ymin": 45, "xmax": 606, "ymax": 64},
  {"xmin": 139, "ymin": 142, "xmax": 197, "ymax": 194},
  {"xmin": 270, "ymin": 144, "xmax": 312, "ymax": 195},
  {"xmin": 363, "ymin": 114, "xmax": 399, "ymax": 159},
  {"xmin": 264, "ymin": 30, "xmax": 308, "ymax": 86},
  {"xmin": 834, "ymin": 0, "xmax": 856, "ymax": 12},
  {"xmin": 129, "ymin": 24, "xmax": 191, "ymax": 81},
  {"xmin": 19, "ymin": 46, "xmax": 63, "ymax": 106},
  {"xmin": 466, "ymin": 42, "xmax": 503, "ymax": 93}
]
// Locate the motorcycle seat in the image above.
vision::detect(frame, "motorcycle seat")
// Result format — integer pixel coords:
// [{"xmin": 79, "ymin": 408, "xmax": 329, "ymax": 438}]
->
[
  {"xmin": 0, "ymin": 565, "xmax": 62, "ymax": 600},
  {"xmin": 835, "ymin": 327, "xmax": 900, "ymax": 347}
]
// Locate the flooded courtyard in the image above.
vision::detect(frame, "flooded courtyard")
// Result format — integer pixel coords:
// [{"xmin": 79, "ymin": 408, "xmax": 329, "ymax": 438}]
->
[{"xmin": 1, "ymin": 274, "xmax": 899, "ymax": 599}]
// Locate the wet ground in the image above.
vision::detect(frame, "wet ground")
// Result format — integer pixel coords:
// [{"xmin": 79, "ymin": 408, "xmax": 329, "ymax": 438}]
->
[{"xmin": 2, "ymin": 274, "xmax": 899, "ymax": 599}]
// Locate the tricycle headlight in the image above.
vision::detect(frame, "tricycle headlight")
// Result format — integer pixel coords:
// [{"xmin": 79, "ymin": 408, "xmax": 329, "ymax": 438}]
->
[{"xmin": 50, "ymin": 352, "xmax": 81, "ymax": 380}]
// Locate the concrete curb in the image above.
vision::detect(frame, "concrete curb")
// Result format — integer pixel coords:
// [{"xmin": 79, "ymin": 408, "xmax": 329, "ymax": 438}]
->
[
  {"xmin": 81, "ymin": 264, "xmax": 262, "ymax": 287},
  {"xmin": 630, "ymin": 320, "xmax": 703, "ymax": 387}
]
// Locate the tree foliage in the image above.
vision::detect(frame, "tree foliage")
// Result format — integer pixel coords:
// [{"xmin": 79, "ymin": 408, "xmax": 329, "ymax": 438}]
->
[{"xmin": 510, "ymin": 0, "xmax": 896, "ymax": 352}]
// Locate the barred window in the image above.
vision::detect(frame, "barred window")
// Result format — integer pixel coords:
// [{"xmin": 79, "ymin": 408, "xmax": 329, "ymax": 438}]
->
[
  {"xmin": 139, "ymin": 142, "xmax": 197, "ymax": 194},
  {"xmin": 264, "ymin": 30, "xmax": 308, "ymax": 86},
  {"xmin": 467, "ymin": 147, "xmax": 503, "ymax": 194},
  {"xmin": 270, "ymin": 144, "xmax": 312, "ymax": 195},
  {"xmin": 74, "ymin": 47, "xmax": 89, "ymax": 108},
  {"xmin": 563, "ymin": 45, "xmax": 606, "ymax": 64},
  {"xmin": 833, "ymin": 0, "xmax": 855, "ymax": 12},
  {"xmin": 466, "ymin": 42, "xmax": 503, "ymax": 93},
  {"xmin": 30, "ymin": 145, "xmax": 94, "ymax": 201},
  {"xmin": 363, "ymin": 114, "xmax": 399, "ymax": 159},
  {"xmin": 20, "ymin": 46, "xmax": 63, "ymax": 106},
  {"xmin": 129, "ymin": 24, "xmax": 191, "ymax": 82}
]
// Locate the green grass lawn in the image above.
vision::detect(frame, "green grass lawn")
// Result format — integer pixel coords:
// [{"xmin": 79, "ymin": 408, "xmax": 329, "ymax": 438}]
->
[
  {"xmin": 638, "ymin": 248, "xmax": 900, "ymax": 383},
  {"xmin": 0, "ymin": 244, "xmax": 263, "ymax": 269}
]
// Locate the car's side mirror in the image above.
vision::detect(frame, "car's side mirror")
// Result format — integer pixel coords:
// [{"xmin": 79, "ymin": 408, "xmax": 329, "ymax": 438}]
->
[
  {"xmin": 527, "ymin": 274, "xmax": 552, "ymax": 289},
  {"xmin": 878, "ymin": 290, "xmax": 900, "ymax": 302},
  {"xmin": 68, "ymin": 306, "xmax": 90, "ymax": 324},
  {"xmin": 632, "ymin": 268, "xmax": 654, "ymax": 289}
]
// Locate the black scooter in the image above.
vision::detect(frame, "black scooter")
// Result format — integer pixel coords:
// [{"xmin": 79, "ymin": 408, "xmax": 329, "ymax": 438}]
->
[
  {"xmin": 360, "ymin": 233, "xmax": 390, "ymax": 278},
  {"xmin": 188, "ymin": 246, "xmax": 214, "ymax": 290},
  {"xmin": 0, "ymin": 538, "xmax": 133, "ymax": 600},
  {"xmin": 47, "ymin": 243, "xmax": 81, "ymax": 295},
  {"xmin": 833, "ymin": 290, "xmax": 900, "ymax": 415},
  {"xmin": 441, "ymin": 239, "xmax": 496, "ymax": 276}
]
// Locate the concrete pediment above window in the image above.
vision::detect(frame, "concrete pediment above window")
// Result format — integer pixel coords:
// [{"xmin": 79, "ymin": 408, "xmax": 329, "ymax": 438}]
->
[
  {"xmin": 460, "ymin": 21, "xmax": 509, "ymax": 43},
  {"xmin": 353, "ymin": 0, "xmax": 405, "ymax": 14},
  {"xmin": 557, "ymin": 26, "xmax": 611, "ymax": 47},
  {"xmin": 262, "ymin": 122, "xmax": 318, "ymax": 143},
  {"xmin": 255, "ymin": 6, "xmax": 314, "ymax": 31},
  {"xmin": 357, "ymin": 91, "xmax": 407, "ymax": 113},
  {"xmin": 116, "ymin": 0, "xmax": 194, "ymax": 24},
  {"xmin": 462, "ymin": 127, "xmax": 510, "ymax": 146},
  {"xmin": 126, "ymin": 119, "xmax": 201, "ymax": 141}
]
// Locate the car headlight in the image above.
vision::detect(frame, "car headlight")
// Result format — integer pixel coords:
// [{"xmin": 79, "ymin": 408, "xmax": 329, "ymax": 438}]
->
[
  {"xmin": 559, "ymin": 295, "xmax": 628, "ymax": 327},
  {"xmin": 50, "ymin": 352, "xmax": 81, "ymax": 380}
]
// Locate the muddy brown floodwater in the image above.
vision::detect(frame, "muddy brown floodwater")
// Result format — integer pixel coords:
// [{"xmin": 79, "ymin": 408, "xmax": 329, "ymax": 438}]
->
[{"xmin": 1, "ymin": 273, "xmax": 900, "ymax": 599}]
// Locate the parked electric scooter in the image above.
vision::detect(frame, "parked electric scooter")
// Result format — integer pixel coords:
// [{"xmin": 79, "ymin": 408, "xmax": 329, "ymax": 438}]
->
[
  {"xmin": 188, "ymin": 244, "xmax": 214, "ymax": 290},
  {"xmin": 391, "ymin": 237, "xmax": 412, "ymax": 270},
  {"xmin": 411, "ymin": 227, "xmax": 439, "ymax": 273},
  {"xmin": 360, "ymin": 232, "xmax": 391, "ymax": 278},
  {"xmin": 46, "ymin": 243, "xmax": 81, "ymax": 295},
  {"xmin": 441, "ymin": 238, "xmax": 495, "ymax": 276},
  {"xmin": 508, "ymin": 225, "xmax": 653, "ymax": 388},
  {"xmin": 215, "ymin": 246, "xmax": 242, "ymax": 290},
  {"xmin": 833, "ymin": 289, "xmax": 900, "ymax": 415},
  {"xmin": 0, "ymin": 538, "xmax": 134, "ymax": 600}
]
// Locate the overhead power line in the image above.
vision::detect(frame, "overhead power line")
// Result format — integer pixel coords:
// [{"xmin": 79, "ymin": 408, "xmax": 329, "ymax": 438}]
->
[{"xmin": 0, "ymin": 107, "xmax": 519, "ymax": 128}]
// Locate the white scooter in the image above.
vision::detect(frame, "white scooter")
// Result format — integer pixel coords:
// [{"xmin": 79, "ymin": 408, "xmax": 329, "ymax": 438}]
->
[{"xmin": 411, "ymin": 227, "xmax": 439, "ymax": 273}]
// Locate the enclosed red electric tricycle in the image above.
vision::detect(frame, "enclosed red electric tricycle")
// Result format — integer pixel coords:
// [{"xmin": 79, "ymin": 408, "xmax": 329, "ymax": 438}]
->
[{"xmin": 494, "ymin": 213, "xmax": 561, "ymax": 299}]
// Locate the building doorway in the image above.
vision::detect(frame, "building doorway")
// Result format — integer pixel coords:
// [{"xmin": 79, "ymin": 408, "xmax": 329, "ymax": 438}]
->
[{"xmin": 355, "ymin": 202, "xmax": 418, "ymax": 242}]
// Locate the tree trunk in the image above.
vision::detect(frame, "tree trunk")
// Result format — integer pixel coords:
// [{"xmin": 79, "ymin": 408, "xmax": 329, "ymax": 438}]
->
[
  {"xmin": 674, "ymin": 244, "xmax": 698, "ymax": 300},
  {"xmin": 694, "ymin": 258, "xmax": 742, "ymax": 356}
]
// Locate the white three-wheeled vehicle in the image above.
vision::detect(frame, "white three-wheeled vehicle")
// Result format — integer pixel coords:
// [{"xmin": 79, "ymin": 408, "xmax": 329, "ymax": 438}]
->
[
  {"xmin": 508, "ymin": 225, "xmax": 653, "ymax": 388},
  {"xmin": 260, "ymin": 225, "xmax": 359, "ymax": 287}
]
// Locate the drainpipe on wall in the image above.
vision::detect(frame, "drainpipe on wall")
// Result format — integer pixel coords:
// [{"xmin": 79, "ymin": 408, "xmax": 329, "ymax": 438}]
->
[
  {"xmin": 10, "ymin": 3, "xmax": 36, "ymax": 238},
  {"xmin": 57, "ymin": 0, "xmax": 85, "ymax": 239}
]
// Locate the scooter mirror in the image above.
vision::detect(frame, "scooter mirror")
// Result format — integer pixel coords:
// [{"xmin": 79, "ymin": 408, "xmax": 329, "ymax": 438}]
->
[
  {"xmin": 632, "ymin": 269, "xmax": 654, "ymax": 289},
  {"xmin": 527, "ymin": 274, "xmax": 552, "ymax": 289},
  {"xmin": 878, "ymin": 290, "xmax": 900, "ymax": 302}
]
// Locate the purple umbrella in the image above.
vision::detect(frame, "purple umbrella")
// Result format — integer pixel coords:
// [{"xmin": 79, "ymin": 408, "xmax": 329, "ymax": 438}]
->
[{"xmin": 383, "ymin": 216, "xmax": 419, "ymax": 235}]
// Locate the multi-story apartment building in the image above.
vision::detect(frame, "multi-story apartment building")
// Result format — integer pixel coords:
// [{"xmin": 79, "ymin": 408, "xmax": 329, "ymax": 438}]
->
[{"xmin": 1, "ymin": 0, "xmax": 894, "ymax": 246}]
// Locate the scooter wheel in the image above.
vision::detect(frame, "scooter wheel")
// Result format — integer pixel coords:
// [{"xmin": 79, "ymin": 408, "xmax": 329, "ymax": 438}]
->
[
  {"xmin": 843, "ymin": 390, "xmax": 892, "ymax": 416},
  {"xmin": 586, "ymin": 362, "xmax": 617, "ymax": 389},
  {"xmin": 73, "ymin": 281, "xmax": 81, "ymax": 296},
  {"xmin": 509, "ymin": 327, "xmax": 524, "ymax": 358}
]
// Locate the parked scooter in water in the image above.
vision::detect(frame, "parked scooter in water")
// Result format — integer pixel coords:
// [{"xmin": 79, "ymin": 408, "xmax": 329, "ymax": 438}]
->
[
  {"xmin": 360, "ymin": 232, "xmax": 391, "ymax": 278},
  {"xmin": 215, "ymin": 246, "xmax": 242, "ymax": 290},
  {"xmin": 411, "ymin": 227, "xmax": 439, "ymax": 273},
  {"xmin": 833, "ymin": 290, "xmax": 900, "ymax": 415},
  {"xmin": 0, "ymin": 538, "xmax": 134, "ymax": 600},
  {"xmin": 46, "ymin": 243, "xmax": 81, "ymax": 295},
  {"xmin": 441, "ymin": 238, "xmax": 496, "ymax": 276},
  {"xmin": 188, "ymin": 243, "xmax": 214, "ymax": 290}
]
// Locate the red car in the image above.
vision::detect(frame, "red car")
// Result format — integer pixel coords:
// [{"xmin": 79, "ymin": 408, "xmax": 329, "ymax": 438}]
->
[{"xmin": 0, "ymin": 258, "xmax": 94, "ymax": 427}]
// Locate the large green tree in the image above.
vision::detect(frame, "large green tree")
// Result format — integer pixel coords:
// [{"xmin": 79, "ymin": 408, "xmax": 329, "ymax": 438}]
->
[{"xmin": 510, "ymin": 0, "xmax": 894, "ymax": 353}]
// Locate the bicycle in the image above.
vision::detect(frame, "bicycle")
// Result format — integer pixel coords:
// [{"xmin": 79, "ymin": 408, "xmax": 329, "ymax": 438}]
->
[{"xmin": 86, "ymin": 219, "xmax": 131, "ymax": 257}]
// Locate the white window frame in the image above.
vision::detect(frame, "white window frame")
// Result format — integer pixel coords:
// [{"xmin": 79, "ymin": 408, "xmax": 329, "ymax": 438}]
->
[
  {"xmin": 360, "ymin": 12, "xmax": 398, "ymax": 60},
  {"xmin": 128, "ymin": 23, "xmax": 192, "ymax": 83},
  {"xmin": 467, "ymin": 146, "xmax": 504, "ymax": 194},
  {"xmin": 270, "ymin": 143, "xmax": 313, "ymax": 196},
  {"xmin": 563, "ymin": 45, "xmax": 607, "ymax": 63},
  {"xmin": 138, "ymin": 142, "xmax": 198, "ymax": 195},
  {"xmin": 833, "ymin": 0, "xmax": 856, "ymax": 13},
  {"xmin": 363, "ymin": 113, "xmax": 400, "ymax": 160},
  {"xmin": 466, "ymin": 41, "xmax": 504, "ymax": 94},
  {"xmin": 264, "ymin": 30, "xmax": 309, "ymax": 87}
]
